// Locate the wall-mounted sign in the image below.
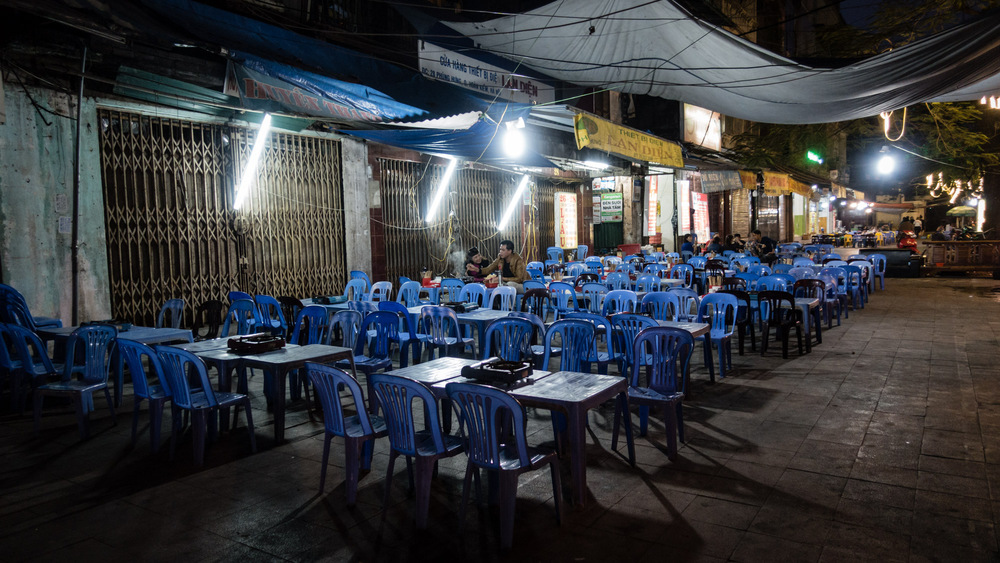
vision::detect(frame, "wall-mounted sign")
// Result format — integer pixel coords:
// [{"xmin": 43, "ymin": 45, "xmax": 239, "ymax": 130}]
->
[
  {"xmin": 677, "ymin": 180, "xmax": 691, "ymax": 233},
  {"xmin": 418, "ymin": 43, "xmax": 555, "ymax": 105},
  {"xmin": 555, "ymin": 192, "xmax": 578, "ymax": 248},
  {"xmin": 574, "ymin": 113, "xmax": 684, "ymax": 167},
  {"xmin": 700, "ymin": 170, "xmax": 744, "ymax": 193},
  {"xmin": 646, "ymin": 175, "xmax": 660, "ymax": 236},
  {"xmin": 692, "ymin": 191, "xmax": 710, "ymax": 243},
  {"xmin": 592, "ymin": 194, "xmax": 602, "ymax": 225},
  {"xmin": 600, "ymin": 192, "xmax": 624, "ymax": 223},
  {"xmin": 683, "ymin": 104, "xmax": 721, "ymax": 152}
]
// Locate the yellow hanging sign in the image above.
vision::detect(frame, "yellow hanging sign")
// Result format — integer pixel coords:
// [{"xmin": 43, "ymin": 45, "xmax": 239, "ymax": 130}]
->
[{"xmin": 574, "ymin": 113, "xmax": 684, "ymax": 168}]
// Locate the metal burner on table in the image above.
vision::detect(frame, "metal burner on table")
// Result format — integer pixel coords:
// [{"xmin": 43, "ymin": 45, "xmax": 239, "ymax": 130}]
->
[
  {"xmin": 228, "ymin": 333, "xmax": 286, "ymax": 354},
  {"xmin": 461, "ymin": 357, "xmax": 533, "ymax": 387}
]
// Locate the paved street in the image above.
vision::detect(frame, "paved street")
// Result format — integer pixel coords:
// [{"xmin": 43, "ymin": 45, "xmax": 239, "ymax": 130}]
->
[{"xmin": 2, "ymin": 276, "xmax": 1000, "ymax": 562}]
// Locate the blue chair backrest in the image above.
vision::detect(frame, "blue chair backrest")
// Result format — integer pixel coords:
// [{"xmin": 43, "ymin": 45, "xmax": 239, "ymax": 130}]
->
[
  {"xmin": 788, "ymin": 267, "xmax": 816, "ymax": 280},
  {"xmin": 458, "ymin": 283, "xmax": 487, "ymax": 307},
  {"xmin": 670, "ymin": 264, "xmax": 694, "ymax": 287},
  {"xmin": 563, "ymin": 312, "xmax": 613, "ymax": 350},
  {"xmin": 483, "ymin": 317, "xmax": 534, "ymax": 361},
  {"xmin": 585, "ymin": 262, "xmax": 603, "ymax": 276},
  {"xmin": 604, "ymin": 256, "xmax": 623, "ymax": 269},
  {"xmin": 118, "ymin": 338, "xmax": 171, "ymax": 399},
  {"xmin": 378, "ymin": 301, "xmax": 414, "ymax": 336},
  {"xmin": 254, "ymin": 294, "xmax": 286, "ymax": 331},
  {"xmin": 330, "ymin": 310, "xmax": 362, "ymax": 349},
  {"xmin": 370, "ymin": 373, "xmax": 447, "ymax": 456},
  {"xmin": 417, "ymin": 306, "xmax": 462, "ymax": 346},
  {"xmin": 641, "ymin": 291, "xmax": 680, "ymax": 322},
  {"xmin": 488, "ymin": 286, "xmax": 517, "ymax": 311},
  {"xmin": 446, "ymin": 382, "xmax": 531, "ymax": 470},
  {"xmin": 697, "ymin": 293, "xmax": 737, "ymax": 338},
  {"xmin": 548, "ymin": 282, "xmax": 578, "ymax": 312},
  {"xmin": 681, "ymin": 250, "xmax": 693, "ymax": 261},
  {"xmin": 802, "ymin": 245, "xmax": 819, "ymax": 253},
  {"xmin": 772, "ymin": 263, "xmax": 793, "ymax": 275},
  {"xmin": 825, "ymin": 260, "xmax": 848, "ymax": 268},
  {"xmin": 350, "ymin": 270, "xmax": 373, "ymax": 288},
  {"xmin": 526, "ymin": 261, "xmax": 544, "ymax": 271},
  {"xmin": 820, "ymin": 267, "xmax": 848, "ymax": 293},
  {"xmin": 818, "ymin": 274, "xmax": 839, "ymax": 298},
  {"xmin": 580, "ymin": 283, "xmax": 607, "ymax": 314},
  {"xmin": 222, "ymin": 299, "xmax": 257, "ymax": 337},
  {"xmin": 735, "ymin": 272, "xmax": 759, "ymax": 290},
  {"xmin": 291, "ymin": 305, "xmax": 332, "ymax": 345},
  {"xmin": 523, "ymin": 280, "xmax": 546, "ymax": 292},
  {"xmin": 228, "ymin": 290, "xmax": 253, "ymax": 303},
  {"xmin": 605, "ymin": 272, "xmax": 631, "ymax": 290},
  {"xmin": 666, "ymin": 252, "xmax": 681, "ymax": 261},
  {"xmin": 793, "ymin": 257, "xmax": 816, "ymax": 267},
  {"xmin": 64, "ymin": 325, "xmax": 118, "ymax": 383},
  {"xmin": 609, "ymin": 313, "xmax": 657, "ymax": 369},
  {"xmin": 566, "ymin": 263, "xmax": 586, "ymax": 277},
  {"xmin": 631, "ymin": 327, "xmax": 694, "ymax": 393},
  {"xmin": 0, "ymin": 298, "xmax": 38, "ymax": 332},
  {"xmin": 821, "ymin": 254, "xmax": 841, "ymax": 262},
  {"xmin": 348, "ymin": 300, "xmax": 379, "ymax": 318},
  {"xmin": 615, "ymin": 263, "xmax": 636, "ymax": 274},
  {"xmin": 542, "ymin": 319, "xmax": 596, "ymax": 372},
  {"xmin": 356, "ymin": 311, "xmax": 398, "ymax": 359},
  {"xmin": 344, "ymin": 278, "xmax": 369, "ymax": 301},
  {"xmin": 841, "ymin": 265, "xmax": 863, "ymax": 290},
  {"xmin": 156, "ymin": 298, "xmax": 184, "ymax": 329},
  {"xmin": 667, "ymin": 287, "xmax": 700, "ymax": 322},
  {"xmin": 756, "ymin": 275, "xmax": 789, "ymax": 292},
  {"xmin": 507, "ymin": 311, "xmax": 546, "ymax": 344},
  {"xmin": 635, "ymin": 274, "xmax": 659, "ymax": 293},
  {"xmin": 602, "ymin": 290, "xmax": 638, "ymax": 316},
  {"xmin": 748, "ymin": 265, "xmax": 772, "ymax": 277},
  {"xmin": 155, "ymin": 346, "xmax": 218, "ymax": 410},
  {"xmin": 547, "ymin": 247, "xmax": 564, "ymax": 263},
  {"xmin": 687, "ymin": 256, "xmax": 707, "ymax": 269},
  {"xmin": 4, "ymin": 323, "xmax": 56, "ymax": 375},
  {"xmin": 868, "ymin": 254, "xmax": 887, "ymax": 274},
  {"xmin": 397, "ymin": 280, "xmax": 422, "ymax": 307},
  {"xmin": 643, "ymin": 264, "xmax": 667, "ymax": 276},
  {"xmin": 772, "ymin": 274, "xmax": 796, "ymax": 286},
  {"xmin": 367, "ymin": 281, "xmax": 393, "ymax": 303},
  {"xmin": 527, "ymin": 268, "xmax": 545, "ymax": 282},
  {"xmin": 440, "ymin": 278, "xmax": 466, "ymax": 303},
  {"xmin": 305, "ymin": 362, "xmax": 375, "ymax": 438}
]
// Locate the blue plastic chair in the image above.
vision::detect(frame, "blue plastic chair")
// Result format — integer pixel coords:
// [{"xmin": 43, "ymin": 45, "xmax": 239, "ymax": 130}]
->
[
  {"xmin": 817, "ymin": 274, "xmax": 843, "ymax": 327},
  {"xmin": 118, "ymin": 339, "xmax": 171, "ymax": 453},
  {"xmin": 667, "ymin": 287, "xmax": 700, "ymax": 322},
  {"xmin": 612, "ymin": 326, "xmax": 694, "ymax": 460},
  {"xmin": 482, "ymin": 317, "xmax": 535, "ymax": 362},
  {"xmin": 526, "ymin": 268, "xmax": 545, "ymax": 282},
  {"xmin": 379, "ymin": 301, "xmax": 421, "ymax": 367},
  {"xmin": 155, "ymin": 346, "xmax": 256, "ymax": 466},
  {"xmin": 458, "ymin": 283, "xmax": 487, "ymax": 307},
  {"xmin": 718, "ymin": 289, "xmax": 756, "ymax": 354},
  {"xmin": 788, "ymin": 267, "xmax": 816, "ymax": 280},
  {"xmin": 417, "ymin": 306, "xmax": 474, "ymax": 358},
  {"xmin": 748, "ymin": 265, "xmax": 772, "ymax": 277},
  {"xmin": 519, "ymin": 289, "xmax": 550, "ymax": 323},
  {"xmin": 772, "ymin": 273, "xmax": 797, "ymax": 287},
  {"xmin": 221, "ymin": 299, "xmax": 259, "ymax": 337},
  {"xmin": 821, "ymin": 253, "xmax": 841, "ymax": 262},
  {"xmin": 580, "ymin": 282, "xmax": 607, "ymax": 314},
  {"xmin": 33, "ymin": 325, "xmax": 117, "ymax": 440},
  {"xmin": 350, "ymin": 270, "xmax": 373, "ymax": 289},
  {"xmin": 343, "ymin": 278, "xmax": 370, "ymax": 302},
  {"xmin": 585, "ymin": 261, "xmax": 603, "ymax": 276},
  {"xmin": 523, "ymin": 280, "xmax": 546, "ymax": 292},
  {"xmin": 366, "ymin": 281, "xmax": 393, "ymax": 303},
  {"xmin": 643, "ymin": 263, "xmax": 668, "ymax": 276},
  {"xmin": 687, "ymin": 256, "xmax": 707, "ymax": 269},
  {"xmin": 541, "ymin": 319, "xmax": 596, "ymax": 373},
  {"xmin": 601, "ymin": 290, "xmax": 638, "ymax": 316},
  {"xmin": 439, "ymin": 278, "xmax": 466, "ymax": 303},
  {"xmin": 548, "ymin": 282, "xmax": 580, "ymax": 320},
  {"xmin": 605, "ymin": 272, "xmax": 631, "ymax": 291},
  {"xmin": 604, "ymin": 256, "xmax": 623, "ymax": 270},
  {"xmin": 735, "ymin": 272, "xmax": 760, "ymax": 290},
  {"xmin": 0, "ymin": 285, "xmax": 62, "ymax": 331},
  {"xmin": 370, "ymin": 372, "xmax": 463, "ymax": 529},
  {"xmin": 446, "ymin": 381, "xmax": 561, "ymax": 549},
  {"xmin": 397, "ymin": 280, "xmax": 428, "ymax": 307},
  {"xmin": 635, "ymin": 274, "xmax": 659, "ymax": 293},
  {"xmin": 488, "ymin": 286, "xmax": 517, "ymax": 312},
  {"xmin": 868, "ymin": 254, "xmax": 887, "ymax": 290},
  {"xmin": 304, "ymin": 362, "xmax": 386, "ymax": 504},
  {"xmin": 526, "ymin": 261, "xmax": 544, "ymax": 272},
  {"xmin": 228, "ymin": 290, "xmax": 253, "ymax": 303},
  {"xmin": 508, "ymin": 311, "xmax": 551, "ymax": 366},
  {"xmin": 5, "ymin": 324, "xmax": 60, "ymax": 399},
  {"xmin": 292, "ymin": 305, "xmax": 333, "ymax": 347},
  {"xmin": 156, "ymin": 298, "xmax": 184, "ymax": 329},
  {"xmin": 576, "ymin": 245, "xmax": 589, "ymax": 260},
  {"xmin": 0, "ymin": 324, "xmax": 25, "ymax": 412},
  {"xmin": 756, "ymin": 275, "xmax": 789, "ymax": 292},
  {"xmin": 609, "ymin": 313, "xmax": 657, "ymax": 375},
  {"xmin": 757, "ymin": 291, "xmax": 805, "ymax": 359},
  {"xmin": 697, "ymin": 293, "xmax": 738, "ymax": 382},
  {"xmin": 254, "ymin": 294, "xmax": 287, "ymax": 336},
  {"xmin": 641, "ymin": 291, "xmax": 680, "ymax": 322},
  {"xmin": 563, "ymin": 312, "xmax": 615, "ymax": 374},
  {"xmin": 793, "ymin": 257, "xmax": 816, "ymax": 267},
  {"xmin": 841, "ymin": 265, "xmax": 866, "ymax": 309},
  {"xmin": 772, "ymin": 263, "xmax": 793, "ymax": 275},
  {"xmin": 342, "ymin": 311, "xmax": 397, "ymax": 380},
  {"xmin": 670, "ymin": 264, "xmax": 694, "ymax": 288},
  {"xmin": 566, "ymin": 263, "xmax": 586, "ymax": 277},
  {"xmin": 546, "ymin": 246, "xmax": 564, "ymax": 263}
]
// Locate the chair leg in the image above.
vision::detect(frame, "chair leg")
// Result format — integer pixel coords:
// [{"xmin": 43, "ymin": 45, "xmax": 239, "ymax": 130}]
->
[
  {"xmin": 344, "ymin": 436, "xmax": 361, "ymax": 505},
  {"xmin": 703, "ymin": 335, "xmax": 715, "ymax": 383},
  {"xmin": 320, "ymin": 433, "xmax": 332, "ymax": 493},
  {"xmin": 413, "ymin": 456, "xmax": 435, "ymax": 530},
  {"xmin": 131, "ymin": 398, "xmax": 143, "ymax": 447},
  {"xmin": 74, "ymin": 393, "xmax": 89, "ymax": 440},
  {"xmin": 243, "ymin": 398, "xmax": 257, "ymax": 453},
  {"xmin": 498, "ymin": 471, "xmax": 519, "ymax": 549},
  {"xmin": 676, "ymin": 401, "xmax": 685, "ymax": 443},
  {"xmin": 149, "ymin": 399, "xmax": 164, "ymax": 454},
  {"xmin": 549, "ymin": 459, "xmax": 562, "ymax": 525},
  {"xmin": 169, "ymin": 406, "xmax": 181, "ymax": 461},
  {"xmin": 192, "ymin": 410, "xmax": 208, "ymax": 467},
  {"xmin": 459, "ymin": 458, "xmax": 474, "ymax": 532},
  {"xmin": 382, "ymin": 452, "xmax": 398, "ymax": 519},
  {"xmin": 663, "ymin": 403, "xmax": 678, "ymax": 460},
  {"xmin": 104, "ymin": 388, "xmax": 116, "ymax": 425}
]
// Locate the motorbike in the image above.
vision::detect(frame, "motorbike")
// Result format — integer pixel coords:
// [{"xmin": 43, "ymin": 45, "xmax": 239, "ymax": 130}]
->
[
  {"xmin": 953, "ymin": 227, "xmax": 986, "ymax": 241},
  {"xmin": 897, "ymin": 230, "xmax": 918, "ymax": 253}
]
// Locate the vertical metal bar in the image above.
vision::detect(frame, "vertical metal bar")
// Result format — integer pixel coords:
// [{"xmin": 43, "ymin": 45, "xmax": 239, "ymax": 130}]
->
[{"xmin": 71, "ymin": 46, "xmax": 87, "ymax": 325}]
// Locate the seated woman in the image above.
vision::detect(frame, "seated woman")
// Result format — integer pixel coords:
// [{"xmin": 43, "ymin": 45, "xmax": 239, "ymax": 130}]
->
[
  {"xmin": 465, "ymin": 247, "xmax": 487, "ymax": 282},
  {"xmin": 705, "ymin": 235, "xmax": 723, "ymax": 255}
]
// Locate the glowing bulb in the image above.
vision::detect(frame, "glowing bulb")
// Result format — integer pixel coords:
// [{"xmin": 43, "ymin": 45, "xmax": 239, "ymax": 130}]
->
[
  {"xmin": 877, "ymin": 155, "xmax": 895, "ymax": 175},
  {"xmin": 502, "ymin": 128, "xmax": 525, "ymax": 158}
]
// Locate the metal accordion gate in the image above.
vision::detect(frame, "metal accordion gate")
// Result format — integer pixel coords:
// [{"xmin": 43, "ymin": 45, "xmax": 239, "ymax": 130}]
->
[{"xmin": 98, "ymin": 109, "xmax": 346, "ymax": 327}]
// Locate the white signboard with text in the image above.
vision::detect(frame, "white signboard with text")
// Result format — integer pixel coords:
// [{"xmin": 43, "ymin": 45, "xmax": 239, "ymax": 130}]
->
[
  {"xmin": 555, "ymin": 192, "xmax": 578, "ymax": 248},
  {"xmin": 419, "ymin": 43, "xmax": 555, "ymax": 105}
]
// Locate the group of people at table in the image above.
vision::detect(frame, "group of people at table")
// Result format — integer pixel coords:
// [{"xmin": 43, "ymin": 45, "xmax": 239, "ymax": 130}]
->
[{"xmin": 1, "ymin": 241, "xmax": 885, "ymax": 547}]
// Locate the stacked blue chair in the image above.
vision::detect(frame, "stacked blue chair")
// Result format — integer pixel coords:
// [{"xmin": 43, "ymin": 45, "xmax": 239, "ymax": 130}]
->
[
  {"xmin": 697, "ymin": 293, "xmax": 738, "ymax": 382},
  {"xmin": 868, "ymin": 254, "xmax": 887, "ymax": 290},
  {"xmin": 580, "ymin": 283, "xmax": 608, "ymax": 314},
  {"xmin": 612, "ymin": 326, "xmax": 694, "ymax": 460},
  {"xmin": 254, "ymin": 295, "xmax": 287, "ymax": 336},
  {"xmin": 547, "ymin": 246, "xmax": 564, "ymax": 263},
  {"xmin": 458, "ymin": 283, "xmax": 487, "ymax": 307},
  {"xmin": 541, "ymin": 319, "xmax": 596, "ymax": 373},
  {"xmin": 756, "ymin": 275, "xmax": 789, "ymax": 292},
  {"xmin": 667, "ymin": 287, "xmax": 700, "ymax": 322},
  {"xmin": 482, "ymin": 317, "xmax": 535, "ymax": 362},
  {"xmin": 378, "ymin": 301, "xmax": 421, "ymax": 367},
  {"xmin": 548, "ymin": 282, "xmax": 581, "ymax": 320},
  {"xmin": 563, "ymin": 312, "xmax": 616, "ymax": 374},
  {"xmin": 367, "ymin": 281, "xmax": 393, "ymax": 303},
  {"xmin": 446, "ymin": 382, "xmax": 561, "ymax": 549},
  {"xmin": 370, "ymin": 373, "xmax": 463, "ymax": 529},
  {"xmin": 609, "ymin": 313, "xmax": 657, "ymax": 375},
  {"xmin": 417, "ymin": 306, "xmax": 474, "ymax": 358},
  {"xmin": 576, "ymin": 244, "xmax": 589, "ymax": 260}
]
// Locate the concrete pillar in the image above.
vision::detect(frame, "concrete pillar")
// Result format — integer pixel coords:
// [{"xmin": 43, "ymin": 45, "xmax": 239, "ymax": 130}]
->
[{"xmin": 340, "ymin": 137, "xmax": 372, "ymax": 277}]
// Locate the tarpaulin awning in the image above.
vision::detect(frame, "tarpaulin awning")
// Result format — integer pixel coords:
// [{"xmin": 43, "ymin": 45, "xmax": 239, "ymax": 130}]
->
[
  {"xmin": 444, "ymin": 0, "xmax": 1000, "ymax": 124},
  {"xmin": 343, "ymin": 118, "xmax": 556, "ymax": 169},
  {"xmin": 142, "ymin": 0, "xmax": 530, "ymax": 125}
]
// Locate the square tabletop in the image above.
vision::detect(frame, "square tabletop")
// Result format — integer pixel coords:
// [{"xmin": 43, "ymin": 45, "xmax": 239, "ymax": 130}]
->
[
  {"xmin": 656, "ymin": 320, "xmax": 710, "ymax": 338},
  {"xmin": 39, "ymin": 325, "xmax": 193, "ymax": 344},
  {"xmin": 172, "ymin": 337, "xmax": 232, "ymax": 352}
]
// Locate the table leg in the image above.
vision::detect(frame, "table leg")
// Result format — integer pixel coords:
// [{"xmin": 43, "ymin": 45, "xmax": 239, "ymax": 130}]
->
[
  {"xmin": 566, "ymin": 405, "xmax": 588, "ymax": 506},
  {"xmin": 273, "ymin": 368, "xmax": 287, "ymax": 443},
  {"xmin": 114, "ymin": 349, "xmax": 125, "ymax": 408}
]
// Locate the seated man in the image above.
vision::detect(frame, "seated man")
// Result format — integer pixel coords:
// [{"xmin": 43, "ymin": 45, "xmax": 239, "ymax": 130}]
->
[{"xmin": 473, "ymin": 239, "xmax": 529, "ymax": 292}]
